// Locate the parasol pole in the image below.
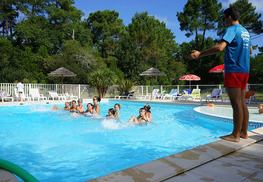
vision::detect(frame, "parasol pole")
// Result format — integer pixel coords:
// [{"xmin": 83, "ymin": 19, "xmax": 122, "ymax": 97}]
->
[
  {"xmin": 61, "ymin": 75, "xmax": 64, "ymax": 94},
  {"xmin": 151, "ymin": 76, "xmax": 153, "ymax": 100}
]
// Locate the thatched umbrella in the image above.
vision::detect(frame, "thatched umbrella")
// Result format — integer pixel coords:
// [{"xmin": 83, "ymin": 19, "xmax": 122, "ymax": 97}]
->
[
  {"xmin": 48, "ymin": 67, "xmax": 77, "ymax": 93},
  {"xmin": 139, "ymin": 67, "xmax": 166, "ymax": 99}
]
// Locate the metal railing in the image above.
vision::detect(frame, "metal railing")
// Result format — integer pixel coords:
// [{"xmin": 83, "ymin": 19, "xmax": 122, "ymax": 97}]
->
[{"xmin": 0, "ymin": 83, "xmax": 262, "ymax": 102}]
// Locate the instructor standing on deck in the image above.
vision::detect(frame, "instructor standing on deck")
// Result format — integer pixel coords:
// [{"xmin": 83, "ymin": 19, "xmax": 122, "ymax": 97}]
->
[{"xmin": 188, "ymin": 7, "xmax": 253, "ymax": 142}]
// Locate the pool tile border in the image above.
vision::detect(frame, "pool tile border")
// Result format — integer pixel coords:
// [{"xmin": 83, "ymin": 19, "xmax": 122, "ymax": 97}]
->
[{"xmin": 89, "ymin": 127, "xmax": 263, "ymax": 182}]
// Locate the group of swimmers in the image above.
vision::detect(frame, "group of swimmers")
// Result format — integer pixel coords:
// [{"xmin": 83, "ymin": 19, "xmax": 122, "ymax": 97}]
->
[{"xmin": 52, "ymin": 96, "xmax": 152, "ymax": 123}]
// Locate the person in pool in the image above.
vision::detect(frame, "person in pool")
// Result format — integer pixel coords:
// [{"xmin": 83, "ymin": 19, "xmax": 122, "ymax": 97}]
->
[
  {"xmin": 114, "ymin": 103, "xmax": 121, "ymax": 118},
  {"xmin": 70, "ymin": 100, "xmax": 77, "ymax": 113},
  {"xmin": 92, "ymin": 96, "xmax": 101, "ymax": 114},
  {"xmin": 129, "ymin": 108, "xmax": 148, "ymax": 123},
  {"xmin": 76, "ymin": 98, "xmax": 85, "ymax": 113},
  {"xmin": 63, "ymin": 102, "xmax": 71, "ymax": 111},
  {"xmin": 84, "ymin": 103, "xmax": 94, "ymax": 114},
  {"xmin": 144, "ymin": 104, "xmax": 152, "ymax": 122},
  {"xmin": 106, "ymin": 108, "xmax": 115, "ymax": 119}
]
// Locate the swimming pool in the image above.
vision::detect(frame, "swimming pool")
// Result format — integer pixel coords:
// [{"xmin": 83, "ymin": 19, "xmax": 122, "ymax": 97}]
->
[{"xmin": 0, "ymin": 100, "xmax": 255, "ymax": 181}]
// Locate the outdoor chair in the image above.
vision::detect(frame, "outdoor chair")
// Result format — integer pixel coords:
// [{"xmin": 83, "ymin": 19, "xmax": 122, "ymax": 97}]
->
[
  {"xmin": 0, "ymin": 90, "xmax": 13, "ymax": 102},
  {"xmin": 47, "ymin": 90, "xmax": 66, "ymax": 100},
  {"xmin": 245, "ymin": 91, "xmax": 257, "ymax": 104},
  {"xmin": 114, "ymin": 90, "xmax": 137, "ymax": 99},
  {"xmin": 14, "ymin": 89, "xmax": 31, "ymax": 102},
  {"xmin": 180, "ymin": 89, "xmax": 201, "ymax": 101},
  {"xmin": 29, "ymin": 88, "xmax": 47, "ymax": 101},
  {"xmin": 144, "ymin": 89, "xmax": 159, "ymax": 100},
  {"xmin": 162, "ymin": 89, "xmax": 178, "ymax": 100},
  {"xmin": 200, "ymin": 89, "xmax": 223, "ymax": 103},
  {"xmin": 175, "ymin": 89, "xmax": 191, "ymax": 100},
  {"xmin": 64, "ymin": 93, "xmax": 78, "ymax": 100}
]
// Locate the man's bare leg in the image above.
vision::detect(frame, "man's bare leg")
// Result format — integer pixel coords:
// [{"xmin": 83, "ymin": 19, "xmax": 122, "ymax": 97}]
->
[
  {"xmin": 220, "ymin": 87, "xmax": 243, "ymax": 142},
  {"xmin": 240, "ymin": 89, "xmax": 249, "ymax": 139}
]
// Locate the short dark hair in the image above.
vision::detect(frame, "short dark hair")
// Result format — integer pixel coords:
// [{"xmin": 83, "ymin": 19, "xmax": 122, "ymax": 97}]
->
[
  {"xmin": 224, "ymin": 7, "xmax": 240, "ymax": 21},
  {"xmin": 109, "ymin": 108, "xmax": 115, "ymax": 115}
]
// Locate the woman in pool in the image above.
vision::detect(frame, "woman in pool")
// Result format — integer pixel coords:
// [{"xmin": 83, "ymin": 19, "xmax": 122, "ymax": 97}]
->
[
  {"xmin": 63, "ymin": 102, "xmax": 71, "ymax": 111},
  {"xmin": 92, "ymin": 96, "xmax": 101, "ymax": 114},
  {"xmin": 106, "ymin": 108, "xmax": 115, "ymax": 119},
  {"xmin": 144, "ymin": 104, "xmax": 152, "ymax": 122},
  {"xmin": 76, "ymin": 98, "xmax": 85, "ymax": 113},
  {"xmin": 70, "ymin": 100, "xmax": 77, "ymax": 113},
  {"xmin": 129, "ymin": 108, "xmax": 148, "ymax": 123},
  {"xmin": 114, "ymin": 103, "xmax": 121, "ymax": 118},
  {"xmin": 84, "ymin": 103, "xmax": 94, "ymax": 114}
]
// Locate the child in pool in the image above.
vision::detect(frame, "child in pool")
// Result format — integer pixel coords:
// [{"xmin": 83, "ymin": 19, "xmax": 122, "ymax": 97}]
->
[
  {"xmin": 114, "ymin": 103, "xmax": 121, "ymax": 118},
  {"xmin": 84, "ymin": 103, "xmax": 94, "ymax": 114},
  {"xmin": 129, "ymin": 108, "xmax": 148, "ymax": 123},
  {"xmin": 144, "ymin": 104, "xmax": 152, "ymax": 122},
  {"xmin": 106, "ymin": 108, "xmax": 115, "ymax": 119}
]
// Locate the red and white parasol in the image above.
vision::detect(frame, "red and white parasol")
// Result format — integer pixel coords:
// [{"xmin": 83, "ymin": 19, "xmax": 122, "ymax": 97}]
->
[
  {"xmin": 179, "ymin": 74, "xmax": 201, "ymax": 89},
  {"xmin": 209, "ymin": 64, "xmax": 224, "ymax": 73}
]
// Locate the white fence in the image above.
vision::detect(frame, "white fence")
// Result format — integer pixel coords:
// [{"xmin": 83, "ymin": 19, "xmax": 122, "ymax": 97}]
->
[{"xmin": 0, "ymin": 83, "xmax": 262, "ymax": 101}]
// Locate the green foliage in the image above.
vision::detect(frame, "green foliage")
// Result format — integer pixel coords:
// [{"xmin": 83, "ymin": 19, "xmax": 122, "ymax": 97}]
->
[
  {"xmin": 89, "ymin": 68, "xmax": 117, "ymax": 98},
  {"xmin": 249, "ymin": 54, "xmax": 263, "ymax": 83},
  {"xmin": 115, "ymin": 79, "xmax": 137, "ymax": 95},
  {"xmin": 0, "ymin": 0, "xmax": 262, "ymax": 85},
  {"xmin": 177, "ymin": 0, "xmax": 222, "ymax": 49}
]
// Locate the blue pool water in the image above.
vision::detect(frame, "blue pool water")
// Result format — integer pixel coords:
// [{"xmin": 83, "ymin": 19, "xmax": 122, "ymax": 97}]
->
[{"xmin": 0, "ymin": 100, "xmax": 254, "ymax": 181}]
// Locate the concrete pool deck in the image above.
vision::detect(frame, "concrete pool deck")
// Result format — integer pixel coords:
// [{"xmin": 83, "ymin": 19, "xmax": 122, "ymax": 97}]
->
[
  {"xmin": 0, "ymin": 99, "xmax": 262, "ymax": 182},
  {"xmin": 89, "ymin": 99, "xmax": 263, "ymax": 182}
]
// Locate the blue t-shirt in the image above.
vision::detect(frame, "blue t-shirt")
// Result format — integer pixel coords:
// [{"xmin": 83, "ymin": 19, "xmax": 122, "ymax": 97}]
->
[{"xmin": 222, "ymin": 24, "xmax": 251, "ymax": 73}]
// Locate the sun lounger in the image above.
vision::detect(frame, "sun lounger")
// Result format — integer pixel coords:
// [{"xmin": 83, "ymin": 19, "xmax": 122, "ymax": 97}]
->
[
  {"xmin": 0, "ymin": 90, "xmax": 13, "ymax": 102},
  {"xmin": 245, "ymin": 91, "xmax": 257, "ymax": 104},
  {"xmin": 200, "ymin": 89, "xmax": 223, "ymax": 103},
  {"xmin": 115, "ymin": 90, "xmax": 137, "ymax": 99},
  {"xmin": 144, "ymin": 89, "xmax": 159, "ymax": 99},
  {"xmin": 14, "ymin": 89, "xmax": 31, "ymax": 101},
  {"xmin": 162, "ymin": 89, "xmax": 178, "ymax": 100},
  {"xmin": 64, "ymin": 93, "xmax": 78, "ymax": 100},
  {"xmin": 47, "ymin": 90, "xmax": 66, "ymax": 100},
  {"xmin": 29, "ymin": 88, "xmax": 47, "ymax": 101},
  {"xmin": 180, "ymin": 89, "xmax": 201, "ymax": 101}
]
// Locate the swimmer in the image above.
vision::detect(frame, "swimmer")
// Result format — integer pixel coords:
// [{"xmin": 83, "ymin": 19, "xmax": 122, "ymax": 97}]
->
[
  {"xmin": 70, "ymin": 100, "xmax": 77, "ymax": 113},
  {"xmin": 144, "ymin": 104, "xmax": 152, "ymax": 122},
  {"xmin": 92, "ymin": 96, "xmax": 101, "ymax": 114},
  {"xmin": 129, "ymin": 108, "xmax": 148, "ymax": 124},
  {"xmin": 52, "ymin": 105, "xmax": 59, "ymax": 111},
  {"xmin": 63, "ymin": 102, "xmax": 71, "ymax": 111},
  {"xmin": 84, "ymin": 103, "xmax": 94, "ymax": 114},
  {"xmin": 258, "ymin": 104, "xmax": 263, "ymax": 114},
  {"xmin": 106, "ymin": 108, "xmax": 115, "ymax": 119},
  {"xmin": 76, "ymin": 98, "xmax": 85, "ymax": 113},
  {"xmin": 114, "ymin": 103, "xmax": 121, "ymax": 118}
]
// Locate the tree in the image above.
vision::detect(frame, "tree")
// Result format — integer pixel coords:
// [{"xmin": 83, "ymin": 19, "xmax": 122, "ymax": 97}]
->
[
  {"xmin": 0, "ymin": 0, "xmax": 18, "ymax": 38},
  {"xmin": 86, "ymin": 10, "xmax": 126, "ymax": 64},
  {"xmin": 122, "ymin": 11, "xmax": 180, "ymax": 84},
  {"xmin": 177, "ymin": 0, "xmax": 222, "ymax": 50},
  {"xmin": 89, "ymin": 68, "xmax": 117, "ymax": 98}
]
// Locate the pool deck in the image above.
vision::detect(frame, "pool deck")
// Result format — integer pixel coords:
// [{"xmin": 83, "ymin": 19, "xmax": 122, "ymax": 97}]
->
[
  {"xmin": 88, "ymin": 99, "xmax": 263, "ymax": 182},
  {"xmin": 0, "ymin": 99, "xmax": 262, "ymax": 182}
]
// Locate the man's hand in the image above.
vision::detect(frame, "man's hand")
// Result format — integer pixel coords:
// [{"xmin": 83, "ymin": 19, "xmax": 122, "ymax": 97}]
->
[{"xmin": 188, "ymin": 50, "xmax": 201, "ymax": 60}]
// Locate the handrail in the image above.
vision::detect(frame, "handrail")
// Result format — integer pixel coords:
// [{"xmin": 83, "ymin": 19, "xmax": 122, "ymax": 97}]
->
[{"xmin": 0, "ymin": 158, "xmax": 39, "ymax": 182}]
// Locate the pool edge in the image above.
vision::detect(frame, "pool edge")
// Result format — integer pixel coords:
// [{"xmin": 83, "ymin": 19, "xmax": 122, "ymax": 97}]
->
[{"xmin": 88, "ymin": 127, "xmax": 263, "ymax": 182}]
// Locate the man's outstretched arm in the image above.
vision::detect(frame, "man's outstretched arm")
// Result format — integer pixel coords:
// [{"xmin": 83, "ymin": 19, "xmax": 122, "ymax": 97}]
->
[{"xmin": 188, "ymin": 40, "xmax": 228, "ymax": 59}]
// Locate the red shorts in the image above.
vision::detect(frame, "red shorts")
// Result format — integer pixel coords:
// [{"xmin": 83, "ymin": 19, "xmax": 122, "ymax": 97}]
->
[{"xmin": 224, "ymin": 73, "xmax": 249, "ymax": 89}]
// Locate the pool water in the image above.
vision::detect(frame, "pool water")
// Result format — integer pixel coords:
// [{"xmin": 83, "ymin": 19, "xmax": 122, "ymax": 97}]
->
[{"xmin": 0, "ymin": 101, "xmax": 254, "ymax": 181}]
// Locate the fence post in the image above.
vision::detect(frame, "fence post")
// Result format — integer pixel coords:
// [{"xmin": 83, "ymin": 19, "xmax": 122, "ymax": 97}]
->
[
  {"xmin": 78, "ymin": 84, "xmax": 80, "ymax": 98},
  {"xmin": 219, "ymin": 84, "xmax": 221, "ymax": 89},
  {"xmin": 177, "ymin": 85, "xmax": 179, "ymax": 93}
]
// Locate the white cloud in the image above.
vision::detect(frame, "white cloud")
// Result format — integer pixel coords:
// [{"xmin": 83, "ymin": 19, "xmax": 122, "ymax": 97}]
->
[
  {"xmin": 152, "ymin": 14, "xmax": 178, "ymax": 27},
  {"xmin": 222, "ymin": 0, "xmax": 263, "ymax": 13}
]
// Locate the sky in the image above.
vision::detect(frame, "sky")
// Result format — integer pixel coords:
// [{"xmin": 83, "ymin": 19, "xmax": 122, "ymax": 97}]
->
[{"xmin": 74, "ymin": 0, "xmax": 263, "ymax": 54}]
